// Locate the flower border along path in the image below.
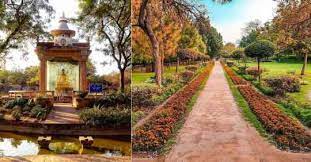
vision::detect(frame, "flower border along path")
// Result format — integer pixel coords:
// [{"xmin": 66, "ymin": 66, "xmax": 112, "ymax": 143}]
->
[
  {"xmin": 222, "ymin": 62, "xmax": 311, "ymax": 152},
  {"xmin": 133, "ymin": 62, "xmax": 214, "ymax": 153}
]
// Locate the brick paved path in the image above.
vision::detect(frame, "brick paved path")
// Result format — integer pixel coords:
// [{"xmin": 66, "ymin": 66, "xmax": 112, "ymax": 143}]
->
[
  {"xmin": 43, "ymin": 103, "xmax": 81, "ymax": 124},
  {"xmin": 165, "ymin": 62, "xmax": 311, "ymax": 162}
]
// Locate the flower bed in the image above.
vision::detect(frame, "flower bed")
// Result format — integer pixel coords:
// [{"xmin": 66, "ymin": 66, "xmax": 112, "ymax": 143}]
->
[
  {"xmin": 222, "ymin": 63, "xmax": 311, "ymax": 152},
  {"xmin": 222, "ymin": 63, "xmax": 248, "ymax": 85},
  {"xmin": 133, "ymin": 62, "xmax": 215, "ymax": 152}
]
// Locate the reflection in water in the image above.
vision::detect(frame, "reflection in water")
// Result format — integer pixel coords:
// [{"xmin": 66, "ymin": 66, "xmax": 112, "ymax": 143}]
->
[
  {"xmin": 0, "ymin": 133, "xmax": 130, "ymax": 157},
  {"xmin": 0, "ymin": 138, "xmax": 39, "ymax": 156}
]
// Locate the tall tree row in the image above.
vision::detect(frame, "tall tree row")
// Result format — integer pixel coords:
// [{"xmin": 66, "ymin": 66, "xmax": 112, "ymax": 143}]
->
[{"xmin": 132, "ymin": 0, "xmax": 212, "ymax": 86}]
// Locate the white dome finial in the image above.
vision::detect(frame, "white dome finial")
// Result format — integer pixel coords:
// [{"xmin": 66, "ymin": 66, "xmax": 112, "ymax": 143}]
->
[{"xmin": 61, "ymin": 12, "xmax": 65, "ymax": 19}]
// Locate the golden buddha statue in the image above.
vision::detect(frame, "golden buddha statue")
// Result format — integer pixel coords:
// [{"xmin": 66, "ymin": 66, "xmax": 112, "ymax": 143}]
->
[{"xmin": 55, "ymin": 69, "xmax": 73, "ymax": 92}]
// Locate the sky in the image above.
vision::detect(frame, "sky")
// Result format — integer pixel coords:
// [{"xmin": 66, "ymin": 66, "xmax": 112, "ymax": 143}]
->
[
  {"xmin": 5, "ymin": 0, "xmax": 117, "ymax": 75},
  {"xmin": 203, "ymin": 0, "xmax": 278, "ymax": 44},
  {"xmin": 5, "ymin": 0, "xmax": 278, "ymax": 72}
]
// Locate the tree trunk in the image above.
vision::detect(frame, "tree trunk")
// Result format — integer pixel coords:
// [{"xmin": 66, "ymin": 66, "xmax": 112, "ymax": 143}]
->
[
  {"xmin": 120, "ymin": 69, "xmax": 125, "ymax": 93},
  {"xmin": 301, "ymin": 53, "xmax": 308, "ymax": 75},
  {"xmin": 138, "ymin": 0, "xmax": 162, "ymax": 86},
  {"xmin": 155, "ymin": 55, "xmax": 162, "ymax": 86},
  {"xmin": 176, "ymin": 57, "xmax": 179, "ymax": 73},
  {"xmin": 161, "ymin": 54, "xmax": 164, "ymax": 80},
  {"xmin": 257, "ymin": 58, "xmax": 261, "ymax": 84}
]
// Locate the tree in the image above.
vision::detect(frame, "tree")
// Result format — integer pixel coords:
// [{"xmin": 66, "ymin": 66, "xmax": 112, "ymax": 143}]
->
[
  {"xmin": 0, "ymin": 0, "xmax": 54, "ymax": 57},
  {"xmin": 273, "ymin": 0, "xmax": 311, "ymax": 75},
  {"xmin": 221, "ymin": 42, "xmax": 236, "ymax": 57},
  {"xmin": 232, "ymin": 48, "xmax": 244, "ymax": 61},
  {"xmin": 206, "ymin": 27, "xmax": 223, "ymax": 58},
  {"xmin": 239, "ymin": 30, "xmax": 259, "ymax": 48},
  {"xmin": 178, "ymin": 24, "xmax": 207, "ymax": 54},
  {"xmin": 239, "ymin": 20, "xmax": 262, "ymax": 48},
  {"xmin": 133, "ymin": 0, "xmax": 207, "ymax": 86},
  {"xmin": 24, "ymin": 66, "xmax": 39, "ymax": 86},
  {"xmin": 76, "ymin": 0, "xmax": 131, "ymax": 92},
  {"xmin": 245, "ymin": 40, "xmax": 275, "ymax": 83}
]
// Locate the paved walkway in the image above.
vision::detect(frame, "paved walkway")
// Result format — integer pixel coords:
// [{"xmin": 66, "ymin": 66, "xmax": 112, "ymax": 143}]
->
[
  {"xmin": 43, "ymin": 103, "xmax": 81, "ymax": 124},
  {"xmin": 165, "ymin": 62, "xmax": 311, "ymax": 162}
]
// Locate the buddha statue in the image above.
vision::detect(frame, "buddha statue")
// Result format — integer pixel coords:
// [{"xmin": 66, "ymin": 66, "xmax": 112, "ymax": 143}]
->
[{"xmin": 55, "ymin": 69, "xmax": 73, "ymax": 92}]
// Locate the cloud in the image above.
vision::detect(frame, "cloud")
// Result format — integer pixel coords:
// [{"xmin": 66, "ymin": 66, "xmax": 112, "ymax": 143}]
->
[{"xmin": 210, "ymin": 0, "xmax": 278, "ymax": 44}]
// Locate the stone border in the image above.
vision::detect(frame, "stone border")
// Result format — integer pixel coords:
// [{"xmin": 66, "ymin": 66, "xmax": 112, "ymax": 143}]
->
[{"xmin": 0, "ymin": 120, "xmax": 130, "ymax": 136}]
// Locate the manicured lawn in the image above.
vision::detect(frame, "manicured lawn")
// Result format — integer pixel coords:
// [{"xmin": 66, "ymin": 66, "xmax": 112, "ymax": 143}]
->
[
  {"xmin": 132, "ymin": 66, "xmax": 187, "ymax": 86},
  {"xmin": 232, "ymin": 59, "xmax": 311, "ymax": 127},
  {"xmin": 244, "ymin": 60, "xmax": 311, "ymax": 105}
]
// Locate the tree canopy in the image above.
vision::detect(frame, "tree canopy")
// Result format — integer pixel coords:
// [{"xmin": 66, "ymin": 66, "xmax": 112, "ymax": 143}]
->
[
  {"xmin": 76, "ymin": 0, "xmax": 131, "ymax": 92},
  {"xmin": 0, "ymin": 0, "xmax": 54, "ymax": 57}
]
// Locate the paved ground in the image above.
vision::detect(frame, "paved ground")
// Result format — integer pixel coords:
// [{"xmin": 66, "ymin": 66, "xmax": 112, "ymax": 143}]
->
[
  {"xmin": 165, "ymin": 62, "xmax": 311, "ymax": 162},
  {"xmin": 0, "ymin": 155, "xmax": 130, "ymax": 162},
  {"xmin": 43, "ymin": 103, "xmax": 81, "ymax": 124}
]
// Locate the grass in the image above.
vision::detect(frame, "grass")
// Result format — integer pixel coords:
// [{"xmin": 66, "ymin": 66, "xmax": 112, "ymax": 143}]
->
[
  {"xmin": 132, "ymin": 66, "xmax": 187, "ymax": 86},
  {"xmin": 233, "ymin": 59, "xmax": 311, "ymax": 127},
  {"xmin": 160, "ymin": 69, "xmax": 211, "ymax": 155},
  {"xmin": 243, "ymin": 59, "xmax": 311, "ymax": 105},
  {"xmin": 225, "ymin": 73, "xmax": 271, "ymax": 140}
]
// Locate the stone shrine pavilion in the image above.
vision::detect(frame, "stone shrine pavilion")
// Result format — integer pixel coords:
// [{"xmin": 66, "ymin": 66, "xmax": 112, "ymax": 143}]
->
[{"xmin": 35, "ymin": 14, "xmax": 91, "ymax": 95}]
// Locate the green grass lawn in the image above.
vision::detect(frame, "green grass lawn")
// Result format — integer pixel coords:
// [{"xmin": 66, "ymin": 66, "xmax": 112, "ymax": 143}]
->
[
  {"xmin": 132, "ymin": 66, "xmax": 187, "ymax": 86},
  {"xmin": 233, "ymin": 59, "xmax": 311, "ymax": 127},
  {"xmin": 243, "ymin": 60, "xmax": 311, "ymax": 105}
]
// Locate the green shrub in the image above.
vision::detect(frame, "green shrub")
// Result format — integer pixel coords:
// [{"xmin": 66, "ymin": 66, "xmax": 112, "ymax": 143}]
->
[
  {"xmin": 243, "ymin": 74, "xmax": 255, "ymax": 81},
  {"xmin": 94, "ymin": 92, "xmax": 130, "ymax": 108},
  {"xmin": 200, "ymin": 62, "xmax": 207, "ymax": 67},
  {"xmin": 180, "ymin": 70, "xmax": 194, "ymax": 83},
  {"xmin": 265, "ymin": 76, "xmax": 300, "ymax": 96},
  {"xmin": 253, "ymin": 82, "xmax": 274, "ymax": 96},
  {"xmin": 15, "ymin": 98, "xmax": 28, "ymax": 107},
  {"xmin": 77, "ymin": 91, "xmax": 88, "ymax": 98},
  {"xmin": 4, "ymin": 100, "xmax": 16, "ymax": 109},
  {"xmin": 246, "ymin": 67, "xmax": 264, "ymax": 77},
  {"xmin": 162, "ymin": 76, "xmax": 174, "ymax": 86},
  {"xmin": 154, "ymin": 83, "xmax": 183, "ymax": 103},
  {"xmin": 280, "ymin": 100, "xmax": 311, "ymax": 127},
  {"xmin": 132, "ymin": 86, "xmax": 159, "ymax": 107},
  {"xmin": 79, "ymin": 107, "xmax": 131, "ymax": 126},
  {"xmin": 237, "ymin": 66, "xmax": 247, "ymax": 75},
  {"xmin": 185, "ymin": 65, "xmax": 198, "ymax": 72},
  {"xmin": 11, "ymin": 106, "xmax": 22, "ymax": 120},
  {"xmin": 132, "ymin": 111, "xmax": 145, "ymax": 125},
  {"xmin": 27, "ymin": 99, "xmax": 36, "ymax": 107},
  {"xmin": 30, "ymin": 105, "xmax": 48, "ymax": 120},
  {"xmin": 35, "ymin": 97, "xmax": 53, "ymax": 108},
  {"xmin": 22, "ymin": 105, "xmax": 32, "ymax": 112},
  {"xmin": 227, "ymin": 61, "xmax": 234, "ymax": 67}
]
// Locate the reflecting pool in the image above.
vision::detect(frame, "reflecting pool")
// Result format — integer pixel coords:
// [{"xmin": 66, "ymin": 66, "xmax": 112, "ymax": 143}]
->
[{"xmin": 0, "ymin": 132, "xmax": 131, "ymax": 157}]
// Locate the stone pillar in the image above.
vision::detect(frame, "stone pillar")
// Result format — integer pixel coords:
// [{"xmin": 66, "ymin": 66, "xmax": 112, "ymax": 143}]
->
[
  {"xmin": 79, "ymin": 61, "xmax": 87, "ymax": 91},
  {"xmin": 39, "ymin": 58, "xmax": 47, "ymax": 91}
]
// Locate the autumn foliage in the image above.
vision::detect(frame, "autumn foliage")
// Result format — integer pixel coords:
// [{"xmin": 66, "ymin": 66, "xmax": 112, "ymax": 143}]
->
[
  {"xmin": 223, "ymin": 64, "xmax": 248, "ymax": 85},
  {"xmin": 222, "ymin": 63, "xmax": 311, "ymax": 152},
  {"xmin": 133, "ymin": 62, "xmax": 215, "ymax": 151}
]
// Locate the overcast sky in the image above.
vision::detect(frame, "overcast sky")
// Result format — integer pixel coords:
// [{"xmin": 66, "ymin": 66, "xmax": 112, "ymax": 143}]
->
[
  {"xmin": 5, "ymin": 0, "xmax": 117, "ymax": 75},
  {"xmin": 203, "ymin": 0, "xmax": 278, "ymax": 44}
]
